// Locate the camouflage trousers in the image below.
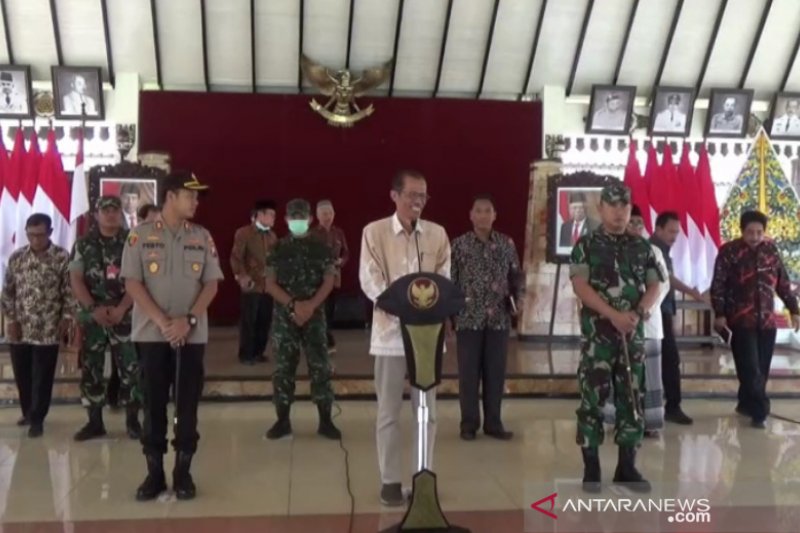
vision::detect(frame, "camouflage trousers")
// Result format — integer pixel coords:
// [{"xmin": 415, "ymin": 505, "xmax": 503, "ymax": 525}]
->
[
  {"xmin": 576, "ymin": 327, "xmax": 645, "ymax": 448},
  {"xmin": 79, "ymin": 321, "xmax": 142, "ymax": 408},
  {"xmin": 272, "ymin": 309, "xmax": 334, "ymax": 408}
]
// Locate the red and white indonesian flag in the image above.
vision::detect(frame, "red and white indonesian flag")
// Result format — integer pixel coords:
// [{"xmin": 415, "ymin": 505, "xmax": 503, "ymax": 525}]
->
[
  {"xmin": 68, "ymin": 128, "xmax": 89, "ymax": 251},
  {"xmin": 31, "ymin": 131, "xmax": 71, "ymax": 250},
  {"xmin": 14, "ymin": 133, "xmax": 41, "ymax": 250},
  {"xmin": 697, "ymin": 144, "xmax": 720, "ymax": 287},
  {"xmin": 0, "ymin": 131, "xmax": 14, "ymax": 283}
]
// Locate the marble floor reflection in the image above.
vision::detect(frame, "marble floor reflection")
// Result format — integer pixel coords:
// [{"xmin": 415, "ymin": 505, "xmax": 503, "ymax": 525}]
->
[{"xmin": 0, "ymin": 399, "xmax": 798, "ymax": 532}]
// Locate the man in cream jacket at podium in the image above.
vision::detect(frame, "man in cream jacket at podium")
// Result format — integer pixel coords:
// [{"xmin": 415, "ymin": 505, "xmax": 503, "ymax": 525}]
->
[{"xmin": 359, "ymin": 170, "xmax": 451, "ymax": 508}]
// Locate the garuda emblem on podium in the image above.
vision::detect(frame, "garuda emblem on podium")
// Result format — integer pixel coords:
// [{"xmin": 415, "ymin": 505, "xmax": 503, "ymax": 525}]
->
[{"xmin": 300, "ymin": 54, "xmax": 392, "ymax": 128}]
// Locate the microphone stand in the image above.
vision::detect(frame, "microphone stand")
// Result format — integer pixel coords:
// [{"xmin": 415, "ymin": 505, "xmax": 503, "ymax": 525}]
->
[{"xmin": 410, "ymin": 218, "xmax": 428, "ymax": 473}]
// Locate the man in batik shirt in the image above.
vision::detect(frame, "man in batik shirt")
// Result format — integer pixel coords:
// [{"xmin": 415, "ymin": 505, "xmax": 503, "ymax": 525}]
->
[
  {"xmin": 1, "ymin": 214, "xmax": 72, "ymax": 438},
  {"xmin": 451, "ymin": 195, "xmax": 522, "ymax": 441},
  {"xmin": 711, "ymin": 210, "xmax": 800, "ymax": 429}
]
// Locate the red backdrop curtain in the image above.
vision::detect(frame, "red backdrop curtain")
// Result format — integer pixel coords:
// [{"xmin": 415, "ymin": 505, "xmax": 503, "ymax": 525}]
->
[{"xmin": 139, "ymin": 92, "xmax": 541, "ymax": 323}]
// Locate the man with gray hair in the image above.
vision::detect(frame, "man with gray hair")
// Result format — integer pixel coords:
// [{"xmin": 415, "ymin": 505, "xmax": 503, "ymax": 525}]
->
[{"xmin": 310, "ymin": 199, "xmax": 349, "ymax": 353}]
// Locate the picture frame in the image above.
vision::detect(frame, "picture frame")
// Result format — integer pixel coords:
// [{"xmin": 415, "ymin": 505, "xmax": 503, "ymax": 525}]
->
[
  {"xmin": 704, "ymin": 88, "xmax": 753, "ymax": 138},
  {"xmin": 768, "ymin": 92, "xmax": 800, "ymax": 140},
  {"xmin": 0, "ymin": 65, "xmax": 33, "ymax": 119},
  {"xmin": 52, "ymin": 66, "xmax": 105, "ymax": 120},
  {"xmin": 546, "ymin": 171, "xmax": 621, "ymax": 264},
  {"xmin": 586, "ymin": 85, "xmax": 636, "ymax": 136},
  {"xmin": 89, "ymin": 161, "xmax": 167, "ymax": 229},
  {"xmin": 648, "ymin": 86, "xmax": 695, "ymax": 138}
]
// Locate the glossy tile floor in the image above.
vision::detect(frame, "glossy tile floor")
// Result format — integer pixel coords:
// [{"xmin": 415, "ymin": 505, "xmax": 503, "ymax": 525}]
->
[{"xmin": 1, "ymin": 399, "xmax": 799, "ymax": 532}]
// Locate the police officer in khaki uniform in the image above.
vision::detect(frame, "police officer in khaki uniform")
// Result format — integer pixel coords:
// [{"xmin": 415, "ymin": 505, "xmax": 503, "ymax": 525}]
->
[{"xmin": 121, "ymin": 171, "xmax": 223, "ymax": 502}]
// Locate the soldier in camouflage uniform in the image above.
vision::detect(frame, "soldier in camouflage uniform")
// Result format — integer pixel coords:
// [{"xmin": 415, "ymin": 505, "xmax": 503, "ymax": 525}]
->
[
  {"xmin": 569, "ymin": 183, "xmax": 664, "ymax": 494},
  {"xmin": 70, "ymin": 196, "xmax": 142, "ymax": 441},
  {"xmin": 264, "ymin": 198, "xmax": 340, "ymax": 440}
]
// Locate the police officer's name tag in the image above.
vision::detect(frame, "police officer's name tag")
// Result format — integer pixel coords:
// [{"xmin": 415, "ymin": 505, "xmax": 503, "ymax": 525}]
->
[{"xmin": 106, "ymin": 264, "xmax": 120, "ymax": 280}]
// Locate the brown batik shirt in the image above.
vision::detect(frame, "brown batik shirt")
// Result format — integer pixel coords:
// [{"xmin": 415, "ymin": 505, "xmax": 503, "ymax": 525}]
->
[
  {"xmin": 310, "ymin": 224, "xmax": 349, "ymax": 287},
  {"xmin": 451, "ymin": 231, "xmax": 523, "ymax": 331},
  {"xmin": 1, "ymin": 243, "xmax": 72, "ymax": 345}
]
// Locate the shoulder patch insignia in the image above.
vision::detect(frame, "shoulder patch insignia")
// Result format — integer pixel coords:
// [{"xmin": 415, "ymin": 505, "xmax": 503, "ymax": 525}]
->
[{"xmin": 128, "ymin": 233, "xmax": 139, "ymax": 246}]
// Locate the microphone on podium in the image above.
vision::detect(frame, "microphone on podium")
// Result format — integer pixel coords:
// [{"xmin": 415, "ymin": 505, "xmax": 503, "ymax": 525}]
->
[{"xmin": 411, "ymin": 218, "xmax": 422, "ymax": 273}]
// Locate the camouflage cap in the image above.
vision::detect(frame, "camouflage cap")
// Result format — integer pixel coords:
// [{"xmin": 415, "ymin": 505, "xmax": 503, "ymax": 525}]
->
[
  {"xmin": 96, "ymin": 195, "xmax": 122, "ymax": 210},
  {"xmin": 600, "ymin": 183, "xmax": 631, "ymax": 205},
  {"xmin": 286, "ymin": 198, "xmax": 311, "ymax": 217}
]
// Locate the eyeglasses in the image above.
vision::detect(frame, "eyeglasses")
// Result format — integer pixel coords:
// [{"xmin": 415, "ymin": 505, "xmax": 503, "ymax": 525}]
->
[
  {"xmin": 628, "ymin": 220, "xmax": 644, "ymax": 228},
  {"xmin": 401, "ymin": 191, "xmax": 430, "ymax": 202}
]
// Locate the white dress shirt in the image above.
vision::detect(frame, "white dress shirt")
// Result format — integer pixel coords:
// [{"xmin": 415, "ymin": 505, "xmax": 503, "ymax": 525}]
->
[{"xmin": 359, "ymin": 213, "xmax": 451, "ymax": 356}]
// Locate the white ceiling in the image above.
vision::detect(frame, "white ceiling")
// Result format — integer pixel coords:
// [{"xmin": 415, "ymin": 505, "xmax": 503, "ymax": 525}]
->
[{"xmin": 3, "ymin": 0, "xmax": 799, "ymax": 101}]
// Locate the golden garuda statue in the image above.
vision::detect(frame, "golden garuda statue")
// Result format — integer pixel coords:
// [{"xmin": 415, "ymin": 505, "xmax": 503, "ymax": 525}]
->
[{"xmin": 300, "ymin": 54, "xmax": 392, "ymax": 128}]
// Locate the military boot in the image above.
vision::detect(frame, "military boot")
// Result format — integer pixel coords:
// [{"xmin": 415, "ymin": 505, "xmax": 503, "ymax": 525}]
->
[
  {"xmin": 317, "ymin": 403, "xmax": 342, "ymax": 440},
  {"xmin": 581, "ymin": 447, "xmax": 601, "ymax": 493},
  {"xmin": 613, "ymin": 446, "xmax": 651, "ymax": 493},
  {"xmin": 173, "ymin": 452, "xmax": 197, "ymax": 500},
  {"xmin": 136, "ymin": 454, "xmax": 167, "ymax": 501},
  {"xmin": 266, "ymin": 405, "xmax": 292, "ymax": 440},
  {"xmin": 126, "ymin": 405, "xmax": 142, "ymax": 440},
  {"xmin": 74, "ymin": 406, "xmax": 107, "ymax": 441}
]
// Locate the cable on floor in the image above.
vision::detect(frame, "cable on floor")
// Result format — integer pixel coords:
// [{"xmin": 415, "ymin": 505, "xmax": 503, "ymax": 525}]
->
[{"xmin": 333, "ymin": 401, "xmax": 355, "ymax": 533}]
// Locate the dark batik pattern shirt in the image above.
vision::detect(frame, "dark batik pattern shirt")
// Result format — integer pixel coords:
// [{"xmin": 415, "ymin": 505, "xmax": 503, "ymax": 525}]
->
[
  {"xmin": 710, "ymin": 238, "xmax": 799, "ymax": 329},
  {"xmin": 451, "ymin": 231, "xmax": 522, "ymax": 331},
  {"xmin": 1, "ymin": 243, "xmax": 72, "ymax": 345}
]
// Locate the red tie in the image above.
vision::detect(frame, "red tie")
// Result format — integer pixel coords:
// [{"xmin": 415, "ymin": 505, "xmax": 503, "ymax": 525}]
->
[{"xmin": 572, "ymin": 222, "xmax": 579, "ymax": 244}]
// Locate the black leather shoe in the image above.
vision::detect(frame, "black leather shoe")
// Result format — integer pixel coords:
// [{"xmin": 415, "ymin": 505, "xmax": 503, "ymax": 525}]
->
[
  {"xmin": 266, "ymin": 405, "xmax": 292, "ymax": 440},
  {"xmin": 380, "ymin": 483, "xmax": 405, "ymax": 506},
  {"xmin": 460, "ymin": 430, "xmax": 476, "ymax": 441},
  {"xmin": 136, "ymin": 455, "xmax": 166, "ymax": 501},
  {"xmin": 751, "ymin": 418, "xmax": 767, "ymax": 429},
  {"xmin": 28, "ymin": 423, "xmax": 43, "ymax": 438},
  {"xmin": 484, "ymin": 428, "xmax": 514, "ymax": 440},
  {"xmin": 581, "ymin": 447, "xmax": 601, "ymax": 493},
  {"xmin": 316, "ymin": 404, "xmax": 342, "ymax": 440},
  {"xmin": 665, "ymin": 408, "xmax": 693, "ymax": 425},
  {"xmin": 613, "ymin": 446, "xmax": 651, "ymax": 493},
  {"xmin": 173, "ymin": 452, "xmax": 196, "ymax": 500},
  {"xmin": 74, "ymin": 407, "xmax": 107, "ymax": 442}
]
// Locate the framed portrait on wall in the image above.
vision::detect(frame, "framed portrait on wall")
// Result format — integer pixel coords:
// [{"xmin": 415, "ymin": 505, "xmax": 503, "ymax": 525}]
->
[
  {"xmin": 89, "ymin": 161, "xmax": 167, "ymax": 230},
  {"xmin": 0, "ymin": 65, "xmax": 32, "ymax": 119},
  {"xmin": 52, "ymin": 66, "xmax": 105, "ymax": 120},
  {"xmin": 586, "ymin": 85, "xmax": 636, "ymax": 135},
  {"xmin": 769, "ymin": 92, "xmax": 800, "ymax": 140},
  {"xmin": 100, "ymin": 178, "xmax": 157, "ymax": 230},
  {"xmin": 704, "ymin": 88, "xmax": 753, "ymax": 138},
  {"xmin": 649, "ymin": 86, "xmax": 695, "ymax": 137},
  {"xmin": 546, "ymin": 172, "xmax": 621, "ymax": 263}
]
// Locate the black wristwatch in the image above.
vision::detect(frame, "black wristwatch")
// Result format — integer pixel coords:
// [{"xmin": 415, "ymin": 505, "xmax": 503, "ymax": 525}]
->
[{"xmin": 187, "ymin": 314, "xmax": 198, "ymax": 328}]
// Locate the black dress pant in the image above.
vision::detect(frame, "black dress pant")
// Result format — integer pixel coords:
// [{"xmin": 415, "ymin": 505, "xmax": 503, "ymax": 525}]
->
[
  {"xmin": 456, "ymin": 329, "xmax": 509, "ymax": 433},
  {"xmin": 324, "ymin": 290, "xmax": 336, "ymax": 348},
  {"xmin": 661, "ymin": 313, "xmax": 683, "ymax": 411},
  {"xmin": 10, "ymin": 344, "xmax": 59, "ymax": 424},
  {"xmin": 730, "ymin": 327, "xmax": 776, "ymax": 421},
  {"xmin": 137, "ymin": 343, "xmax": 205, "ymax": 455},
  {"xmin": 238, "ymin": 292, "xmax": 273, "ymax": 361}
]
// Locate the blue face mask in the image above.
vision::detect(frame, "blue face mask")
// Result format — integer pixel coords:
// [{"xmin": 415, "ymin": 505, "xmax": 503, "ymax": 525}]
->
[{"xmin": 288, "ymin": 219, "xmax": 310, "ymax": 236}]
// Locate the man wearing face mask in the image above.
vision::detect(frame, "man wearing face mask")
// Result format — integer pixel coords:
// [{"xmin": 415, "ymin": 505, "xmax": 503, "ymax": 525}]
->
[
  {"xmin": 231, "ymin": 200, "xmax": 278, "ymax": 365},
  {"xmin": 264, "ymin": 199, "xmax": 340, "ymax": 441}
]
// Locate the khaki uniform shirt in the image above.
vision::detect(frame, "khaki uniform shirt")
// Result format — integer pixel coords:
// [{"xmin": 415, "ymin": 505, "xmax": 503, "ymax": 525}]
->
[
  {"xmin": 120, "ymin": 220, "xmax": 224, "ymax": 344},
  {"xmin": 359, "ymin": 214, "xmax": 451, "ymax": 356}
]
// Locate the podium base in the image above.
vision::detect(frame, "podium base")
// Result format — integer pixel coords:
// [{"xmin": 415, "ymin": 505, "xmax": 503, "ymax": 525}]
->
[{"xmin": 378, "ymin": 470, "xmax": 471, "ymax": 533}]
